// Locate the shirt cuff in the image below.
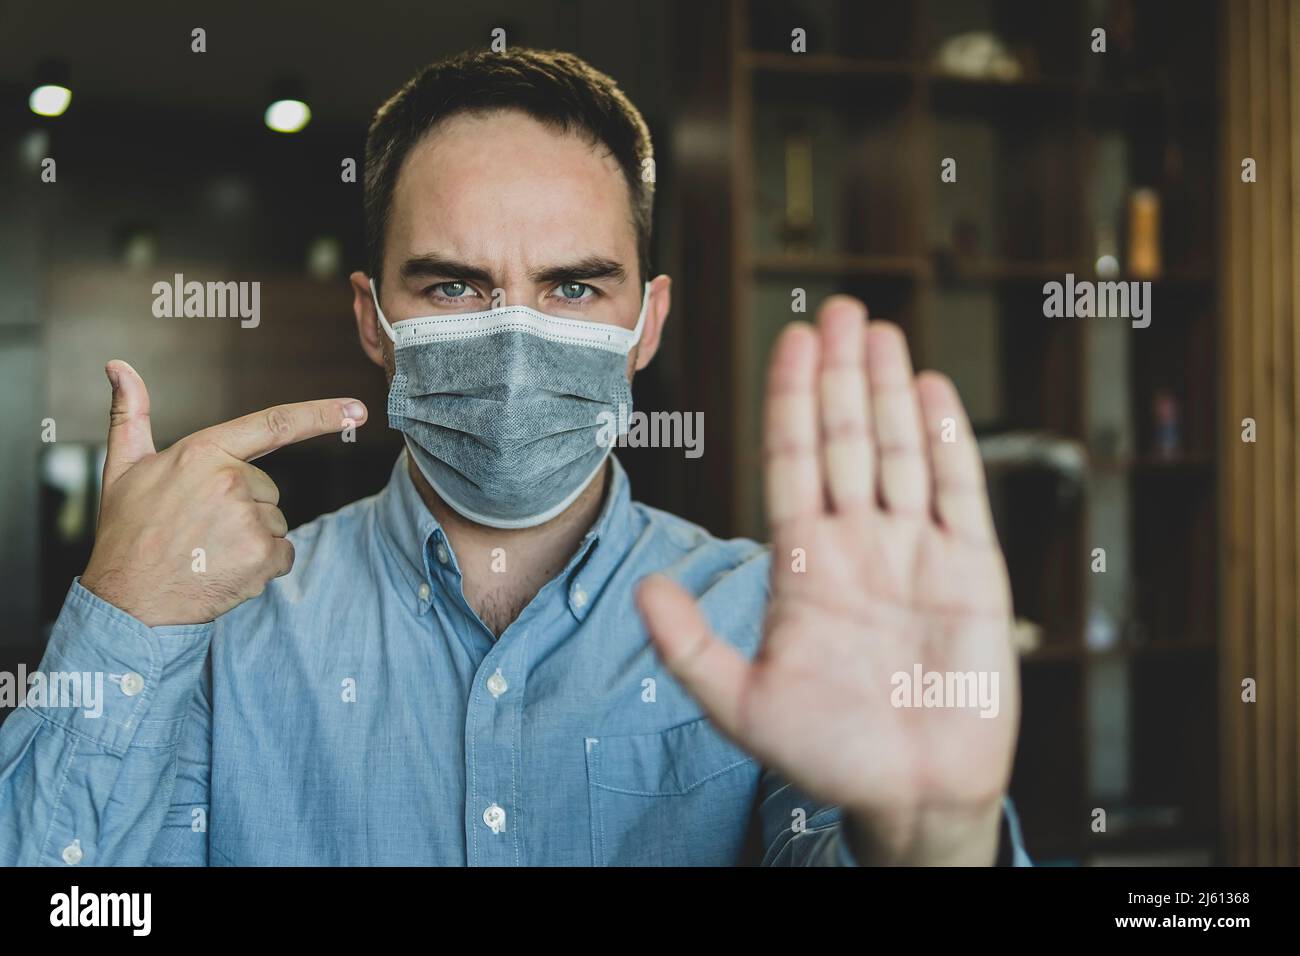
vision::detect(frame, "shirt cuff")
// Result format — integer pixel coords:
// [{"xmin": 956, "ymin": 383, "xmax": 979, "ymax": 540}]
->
[{"xmin": 20, "ymin": 578, "xmax": 214, "ymax": 754}]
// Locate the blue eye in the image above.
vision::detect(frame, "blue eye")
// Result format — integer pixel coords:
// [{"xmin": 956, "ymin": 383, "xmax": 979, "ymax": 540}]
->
[
  {"xmin": 557, "ymin": 282, "xmax": 592, "ymax": 301},
  {"xmin": 434, "ymin": 281, "xmax": 472, "ymax": 298}
]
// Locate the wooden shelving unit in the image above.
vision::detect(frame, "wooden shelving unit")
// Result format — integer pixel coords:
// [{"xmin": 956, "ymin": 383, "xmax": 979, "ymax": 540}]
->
[{"xmin": 671, "ymin": 0, "xmax": 1221, "ymax": 863}]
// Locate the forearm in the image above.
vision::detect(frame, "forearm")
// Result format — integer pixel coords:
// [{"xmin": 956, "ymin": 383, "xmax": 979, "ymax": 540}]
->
[{"xmin": 0, "ymin": 580, "xmax": 212, "ymax": 866}]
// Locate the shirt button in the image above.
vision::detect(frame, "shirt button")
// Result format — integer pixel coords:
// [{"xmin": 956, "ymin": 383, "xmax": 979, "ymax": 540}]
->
[
  {"xmin": 62, "ymin": 840, "xmax": 83, "ymax": 865},
  {"xmin": 487, "ymin": 669, "xmax": 508, "ymax": 698},
  {"xmin": 417, "ymin": 582, "xmax": 431, "ymax": 601},
  {"xmin": 435, "ymin": 543, "xmax": 450, "ymax": 565},
  {"xmin": 120, "ymin": 672, "xmax": 144, "ymax": 696},
  {"xmin": 483, "ymin": 803, "xmax": 506, "ymax": 834},
  {"xmin": 572, "ymin": 583, "xmax": 588, "ymax": 608}
]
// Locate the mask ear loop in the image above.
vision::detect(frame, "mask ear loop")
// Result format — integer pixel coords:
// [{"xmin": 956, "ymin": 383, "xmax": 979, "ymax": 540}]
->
[
  {"xmin": 627, "ymin": 282, "xmax": 651, "ymax": 348},
  {"xmin": 369, "ymin": 278, "xmax": 397, "ymax": 342}
]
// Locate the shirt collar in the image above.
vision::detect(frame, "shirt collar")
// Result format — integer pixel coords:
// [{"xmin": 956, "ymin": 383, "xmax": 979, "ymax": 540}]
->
[
  {"xmin": 373, "ymin": 450, "xmax": 443, "ymax": 612},
  {"xmin": 558, "ymin": 453, "xmax": 638, "ymax": 621},
  {"xmin": 373, "ymin": 449, "xmax": 640, "ymax": 619}
]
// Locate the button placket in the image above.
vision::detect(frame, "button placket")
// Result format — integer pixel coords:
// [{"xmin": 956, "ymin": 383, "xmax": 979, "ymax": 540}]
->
[
  {"xmin": 118, "ymin": 672, "xmax": 145, "ymax": 697},
  {"xmin": 466, "ymin": 631, "xmax": 525, "ymax": 865}
]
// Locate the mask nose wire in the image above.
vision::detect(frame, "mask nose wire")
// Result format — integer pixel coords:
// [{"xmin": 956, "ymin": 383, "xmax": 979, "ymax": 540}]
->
[
  {"xmin": 368, "ymin": 278, "xmax": 398, "ymax": 342},
  {"xmin": 371, "ymin": 278, "xmax": 650, "ymax": 350}
]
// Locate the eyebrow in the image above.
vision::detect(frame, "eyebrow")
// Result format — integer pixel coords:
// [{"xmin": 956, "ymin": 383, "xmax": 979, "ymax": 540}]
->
[{"xmin": 399, "ymin": 254, "xmax": 626, "ymax": 287}]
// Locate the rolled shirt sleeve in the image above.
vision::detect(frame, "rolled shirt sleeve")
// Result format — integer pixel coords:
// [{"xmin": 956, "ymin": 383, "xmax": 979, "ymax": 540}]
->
[{"xmin": 0, "ymin": 579, "xmax": 213, "ymax": 866}]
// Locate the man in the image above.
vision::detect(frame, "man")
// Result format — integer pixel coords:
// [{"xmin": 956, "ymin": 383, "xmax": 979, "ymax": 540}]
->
[{"xmin": 0, "ymin": 48, "xmax": 1028, "ymax": 866}]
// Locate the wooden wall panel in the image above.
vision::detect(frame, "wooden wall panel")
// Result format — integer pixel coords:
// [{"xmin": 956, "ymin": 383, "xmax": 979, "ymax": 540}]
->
[{"xmin": 1221, "ymin": 0, "xmax": 1300, "ymax": 867}]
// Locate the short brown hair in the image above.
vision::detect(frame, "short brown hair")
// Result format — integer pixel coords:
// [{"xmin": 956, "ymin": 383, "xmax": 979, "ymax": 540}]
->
[{"xmin": 364, "ymin": 48, "xmax": 654, "ymax": 288}]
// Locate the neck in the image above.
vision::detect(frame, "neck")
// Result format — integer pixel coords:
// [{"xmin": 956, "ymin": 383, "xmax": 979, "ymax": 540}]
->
[{"xmin": 405, "ymin": 455, "xmax": 610, "ymax": 636}]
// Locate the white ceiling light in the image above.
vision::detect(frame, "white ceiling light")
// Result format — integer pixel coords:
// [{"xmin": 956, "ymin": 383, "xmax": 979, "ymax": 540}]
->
[{"xmin": 264, "ymin": 98, "xmax": 311, "ymax": 133}]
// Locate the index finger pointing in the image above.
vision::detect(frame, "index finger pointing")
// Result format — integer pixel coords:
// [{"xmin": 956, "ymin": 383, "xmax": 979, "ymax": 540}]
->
[{"xmin": 199, "ymin": 399, "xmax": 367, "ymax": 461}]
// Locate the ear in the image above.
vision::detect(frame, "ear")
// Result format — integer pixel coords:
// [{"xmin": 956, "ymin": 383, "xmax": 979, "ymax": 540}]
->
[
  {"xmin": 633, "ymin": 274, "xmax": 672, "ymax": 372},
  {"xmin": 350, "ymin": 270, "xmax": 389, "ymax": 371}
]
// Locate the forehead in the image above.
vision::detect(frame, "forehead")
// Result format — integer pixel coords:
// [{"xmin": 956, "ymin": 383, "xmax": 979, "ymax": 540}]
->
[{"xmin": 387, "ymin": 109, "xmax": 635, "ymax": 271}]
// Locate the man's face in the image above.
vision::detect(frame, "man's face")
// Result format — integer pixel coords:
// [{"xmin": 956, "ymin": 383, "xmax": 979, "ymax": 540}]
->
[{"xmin": 353, "ymin": 108, "xmax": 666, "ymax": 381}]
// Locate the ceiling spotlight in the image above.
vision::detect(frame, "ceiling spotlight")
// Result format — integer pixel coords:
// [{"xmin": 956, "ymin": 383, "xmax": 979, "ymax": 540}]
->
[
  {"xmin": 264, "ymin": 77, "xmax": 311, "ymax": 133},
  {"xmin": 29, "ymin": 58, "xmax": 71, "ymax": 117}
]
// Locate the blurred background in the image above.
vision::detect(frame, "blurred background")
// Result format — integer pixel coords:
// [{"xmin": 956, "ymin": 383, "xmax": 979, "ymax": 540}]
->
[{"xmin": 0, "ymin": 0, "xmax": 1295, "ymax": 866}]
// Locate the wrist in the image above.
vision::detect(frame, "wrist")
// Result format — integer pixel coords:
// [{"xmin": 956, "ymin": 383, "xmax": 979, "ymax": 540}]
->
[
  {"xmin": 845, "ymin": 796, "xmax": 1004, "ymax": 866},
  {"xmin": 80, "ymin": 568, "xmax": 164, "ymax": 627}
]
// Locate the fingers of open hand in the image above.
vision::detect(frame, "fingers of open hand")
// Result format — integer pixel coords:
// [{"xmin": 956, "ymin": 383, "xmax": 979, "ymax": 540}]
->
[
  {"xmin": 867, "ymin": 322, "xmax": 930, "ymax": 517},
  {"xmin": 916, "ymin": 371, "xmax": 996, "ymax": 546},
  {"xmin": 816, "ymin": 297, "xmax": 875, "ymax": 511},
  {"xmin": 764, "ymin": 300, "xmax": 996, "ymax": 555},
  {"xmin": 636, "ymin": 575, "xmax": 749, "ymax": 738},
  {"xmin": 763, "ymin": 322, "xmax": 823, "ymax": 527}
]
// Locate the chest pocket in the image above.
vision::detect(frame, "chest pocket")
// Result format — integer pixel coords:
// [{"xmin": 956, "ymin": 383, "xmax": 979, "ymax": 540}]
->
[{"xmin": 584, "ymin": 717, "xmax": 759, "ymax": 866}]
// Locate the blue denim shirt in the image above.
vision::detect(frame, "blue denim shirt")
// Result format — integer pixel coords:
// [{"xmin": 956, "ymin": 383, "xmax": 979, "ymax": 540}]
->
[{"xmin": 0, "ymin": 452, "xmax": 1030, "ymax": 866}]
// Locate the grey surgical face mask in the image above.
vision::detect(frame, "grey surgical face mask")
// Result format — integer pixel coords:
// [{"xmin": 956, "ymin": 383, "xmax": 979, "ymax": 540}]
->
[{"xmin": 370, "ymin": 279, "xmax": 649, "ymax": 529}]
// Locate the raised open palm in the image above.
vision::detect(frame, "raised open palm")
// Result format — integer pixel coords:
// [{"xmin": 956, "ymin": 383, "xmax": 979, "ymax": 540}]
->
[{"xmin": 636, "ymin": 296, "xmax": 1018, "ymax": 864}]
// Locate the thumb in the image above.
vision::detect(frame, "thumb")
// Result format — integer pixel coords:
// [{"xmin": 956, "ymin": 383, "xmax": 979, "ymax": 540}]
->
[
  {"xmin": 103, "ymin": 359, "xmax": 155, "ymax": 488},
  {"xmin": 635, "ymin": 574, "xmax": 750, "ymax": 739}
]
